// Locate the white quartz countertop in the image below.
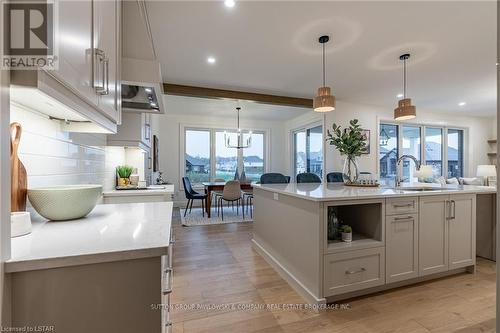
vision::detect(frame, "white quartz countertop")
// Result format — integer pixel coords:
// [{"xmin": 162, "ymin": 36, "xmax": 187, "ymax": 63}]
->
[
  {"xmin": 7, "ymin": 202, "xmax": 173, "ymax": 273},
  {"xmin": 102, "ymin": 184, "xmax": 174, "ymax": 197},
  {"xmin": 253, "ymin": 183, "xmax": 496, "ymax": 202}
]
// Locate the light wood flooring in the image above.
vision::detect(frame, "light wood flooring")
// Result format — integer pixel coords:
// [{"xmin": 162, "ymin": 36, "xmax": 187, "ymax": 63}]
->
[{"xmin": 170, "ymin": 208, "xmax": 496, "ymax": 333}]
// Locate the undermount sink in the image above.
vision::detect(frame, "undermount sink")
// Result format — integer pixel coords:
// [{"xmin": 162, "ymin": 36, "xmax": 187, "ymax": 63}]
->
[{"xmin": 397, "ymin": 187, "xmax": 451, "ymax": 192}]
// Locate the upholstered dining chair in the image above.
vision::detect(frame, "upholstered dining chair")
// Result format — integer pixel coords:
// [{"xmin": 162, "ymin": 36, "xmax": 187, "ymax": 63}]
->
[
  {"xmin": 182, "ymin": 177, "xmax": 208, "ymax": 217},
  {"xmin": 217, "ymin": 180, "xmax": 242, "ymax": 220},
  {"xmin": 296, "ymin": 172, "xmax": 322, "ymax": 183},
  {"xmin": 260, "ymin": 173, "xmax": 289, "ymax": 184},
  {"xmin": 326, "ymin": 172, "xmax": 344, "ymax": 183}
]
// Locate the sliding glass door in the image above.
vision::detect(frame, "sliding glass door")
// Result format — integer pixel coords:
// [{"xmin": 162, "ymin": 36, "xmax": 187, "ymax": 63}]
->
[{"xmin": 293, "ymin": 124, "xmax": 323, "ymax": 179}]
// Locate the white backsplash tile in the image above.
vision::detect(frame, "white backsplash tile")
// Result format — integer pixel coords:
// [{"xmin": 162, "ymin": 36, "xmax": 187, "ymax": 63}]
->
[{"xmin": 10, "ymin": 104, "xmax": 123, "ymax": 192}]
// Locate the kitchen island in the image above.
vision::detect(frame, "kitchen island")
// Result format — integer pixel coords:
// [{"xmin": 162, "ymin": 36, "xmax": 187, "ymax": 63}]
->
[
  {"xmin": 6, "ymin": 202, "xmax": 173, "ymax": 333},
  {"xmin": 252, "ymin": 183, "xmax": 496, "ymax": 304}
]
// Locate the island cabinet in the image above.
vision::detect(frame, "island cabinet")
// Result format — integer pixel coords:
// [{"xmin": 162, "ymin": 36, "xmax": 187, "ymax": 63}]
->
[
  {"xmin": 323, "ymin": 199, "xmax": 386, "ymax": 297},
  {"xmin": 418, "ymin": 194, "xmax": 475, "ymax": 276},
  {"xmin": 252, "ymin": 185, "xmax": 485, "ymax": 304},
  {"xmin": 385, "ymin": 197, "xmax": 419, "ymax": 283}
]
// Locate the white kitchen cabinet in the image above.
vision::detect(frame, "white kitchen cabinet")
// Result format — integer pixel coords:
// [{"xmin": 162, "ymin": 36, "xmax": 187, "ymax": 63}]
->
[
  {"xmin": 50, "ymin": 0, "xmax": 97, "ymax": 106},
  {"xmin": 33, "ymin": 0, "xmax": 121, "ymax": 129},
  {"xmin": 448, "ymin": 194, "xmax": 476, "ymax": 269},
  {"xmin": 419, "ymin": 195, "xmax": 449, "ymax": 276},
  {"xmin": 93, "ymin": 0, "xmax": 121, "ymax": 123},
  {"xmin": 386, "ymin": 213, "xmax": 419, "ymax": 283},
  {"xmin": 323, "ymin": 247, "xmax": 385, "ymax": 297},
  {"xmin": 419, "ymin": 194, "xmax": 476, "ymax": 277}
]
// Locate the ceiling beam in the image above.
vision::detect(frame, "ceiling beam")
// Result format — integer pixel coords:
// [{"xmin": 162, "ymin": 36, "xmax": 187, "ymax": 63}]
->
[{"xmin": 163, "ymin": 83, "xmax": 313, "ymax": 109}]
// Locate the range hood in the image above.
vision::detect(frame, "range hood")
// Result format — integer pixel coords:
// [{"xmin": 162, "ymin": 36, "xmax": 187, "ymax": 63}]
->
[{"xmin": 121, "ymin": 58, "xmax": 165, "ymax": 114}]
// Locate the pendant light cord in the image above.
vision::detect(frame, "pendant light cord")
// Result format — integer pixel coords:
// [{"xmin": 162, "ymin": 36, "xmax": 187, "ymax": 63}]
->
[
  {"xmin": 403, "ymin": 58, "xmax": 407, "ymax": 99},
  {"xmin": 322, "ymin": 42, "xmax": 326, "ymax": 86}
]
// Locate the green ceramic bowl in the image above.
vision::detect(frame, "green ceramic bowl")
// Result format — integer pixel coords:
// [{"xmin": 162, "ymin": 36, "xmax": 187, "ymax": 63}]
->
[{"xmin": 28, "ymin": 185, "xmax": 102, "ymax": 221}]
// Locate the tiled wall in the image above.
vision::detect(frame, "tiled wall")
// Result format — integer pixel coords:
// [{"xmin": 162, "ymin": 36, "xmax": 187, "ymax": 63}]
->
[{"xmin": 10, "ymin": 103, "xmax": 125, "ymax": 192}]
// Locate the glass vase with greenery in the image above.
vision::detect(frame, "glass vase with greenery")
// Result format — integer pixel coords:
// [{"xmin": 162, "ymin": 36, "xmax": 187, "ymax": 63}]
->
[{"xmin": 326, "ymin": 119, "xmax": 367, "ymax": 184}]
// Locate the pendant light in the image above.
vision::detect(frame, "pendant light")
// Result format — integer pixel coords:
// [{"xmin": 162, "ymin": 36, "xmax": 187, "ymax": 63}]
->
[
  {"xmin": 394, "ymin": 53, "xmax": 416, "ymax": 120},
  {"xmin": 224, "ymin": 107, "xmax": 252, "ymax": 149},
  {"xmin": 313, "ymin": 35, "xmax": 335, "ymax": 112}
]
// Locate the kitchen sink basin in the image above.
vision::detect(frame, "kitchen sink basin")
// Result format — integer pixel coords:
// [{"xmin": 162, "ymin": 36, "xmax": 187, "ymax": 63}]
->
[{"xmin": 397, "ymin": 187, "xmax": 452, "ymax": 192}]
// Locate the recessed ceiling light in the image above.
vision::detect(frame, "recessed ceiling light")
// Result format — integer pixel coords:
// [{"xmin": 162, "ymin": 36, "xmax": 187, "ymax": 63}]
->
[
  {"xmin": 224, "ymin": 0, "xmax": 235, "ymax": 8},
  {"xmin": 207, "ymin": 56, "xmax": 216, "ymax": 64},
  {"xmin": 458, "ymin": 102, "xmax": 466, "ymax": 106},
  {"xmin": 397, "ymin": 94, "xmax": 404, "ymax": 98}
]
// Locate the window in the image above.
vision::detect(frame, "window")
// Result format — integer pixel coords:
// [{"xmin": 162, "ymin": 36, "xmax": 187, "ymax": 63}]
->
[
  {"xmin": 447, "ymin": 129, "xmax": 464, "ymax": 178},
  {"xmin": 425, "ymin": 127, "xmax": 443, "ymax": 177},
  {"xmin": 379, "ymin": 124, "xmax": 398, "ymax": 182},
  {"xmin": 379, "ymin": 122, "xmax": 465, "ymax": 183},
  {"xmin": 215, "ymin": 131, "xmax": 238, "ymax": 181},
  {"xmin": 243, "ymin": 132, "xmax": 264, "ymax": 182},
  {"xmin": 184, "ymin": 127, "xmax": 266, "ymax": 184},
  {"xmin": 293, "ymin": 124, "xmax": 323, "ymax": 178},
  {"xmin": 402, "ymin": 126, "xmax": 421, "ymax": 180},
  {"xmin": 185, "ymin": 129, "xmax": 211, "ymax": 183}
]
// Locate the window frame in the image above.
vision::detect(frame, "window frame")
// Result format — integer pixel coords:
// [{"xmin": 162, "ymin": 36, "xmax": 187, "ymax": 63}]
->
[
  {"xmin": 180, "ymin": 123, "xmax": 270, "ymax": 187},
  {"xmin": 377, "ymin": 120, "xmax": 468, "ymax": 181}
]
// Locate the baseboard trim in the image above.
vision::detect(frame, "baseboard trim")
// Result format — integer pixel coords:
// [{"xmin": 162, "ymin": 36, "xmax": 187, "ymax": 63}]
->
[{"xmin": 251, "ymin": 238, "xmax": 326, "ymax": 305}]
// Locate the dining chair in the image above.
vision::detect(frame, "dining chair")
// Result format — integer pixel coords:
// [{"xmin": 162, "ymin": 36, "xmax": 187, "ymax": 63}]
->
[
  {"xmin": 241, "ymin": 188, "xmax": 253, "ymax": 219},
  {"xmin": 260, "ymin": 173, "xmax": 289, "ymax": 184},
  {"xmin": 217, "ymin": 180, "xmax": 241, "ymax": 220},
  {"xmin": 296, "ymin": 172, "xmax": 322, "ymax": 183},
  {"xmin": 326, "ymin": 172, "xmax": 344, "ymax": 183},
  {"xmin": 182, "ymin": 177, "xmax": 208, "ymax": 217}
]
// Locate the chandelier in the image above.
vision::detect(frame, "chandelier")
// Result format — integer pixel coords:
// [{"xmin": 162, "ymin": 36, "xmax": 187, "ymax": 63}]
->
[{"xmin": 224, "ymin": 107, "xmax": 252, "ymax": 149}]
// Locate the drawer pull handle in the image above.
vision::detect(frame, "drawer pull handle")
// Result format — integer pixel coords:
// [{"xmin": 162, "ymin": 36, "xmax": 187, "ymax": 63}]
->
[
  {"xmin": 163, "ymin": 288, "xmax": 172, "ymax": 295},
  {"xmin": 393, "ymin": 203, "xmax": 413, "ymax": 208},
  {"xmin": 393, "ymin": 216, "xmax": 414, "ymax": 221},
  {"xmin": 345, "ymin": 267, "xmax": 366, "ymax": 275}
]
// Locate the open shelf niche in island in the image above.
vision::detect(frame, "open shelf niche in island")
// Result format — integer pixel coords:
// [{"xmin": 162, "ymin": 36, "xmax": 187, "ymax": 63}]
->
[{"xmin": 326, "ymin": 201, "xmax": 384, "ymax": 254}]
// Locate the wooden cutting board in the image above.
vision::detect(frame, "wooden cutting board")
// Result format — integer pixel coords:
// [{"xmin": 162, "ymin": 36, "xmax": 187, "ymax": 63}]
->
[{"xmin": 10, "ymin": 122, "xmax": 27, "ymax": 212}]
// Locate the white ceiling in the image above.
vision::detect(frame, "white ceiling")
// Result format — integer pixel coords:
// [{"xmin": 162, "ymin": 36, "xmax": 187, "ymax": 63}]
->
[
  {"xmin": 163, "ymin": 95, "xmax": 311, "ymax": 121},
  {"xmin": 147, "ymin": 1, "xmax": 497, "ymax": 116}
]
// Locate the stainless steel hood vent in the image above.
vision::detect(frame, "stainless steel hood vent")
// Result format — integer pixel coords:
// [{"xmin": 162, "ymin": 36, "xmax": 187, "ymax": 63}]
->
[
  {"xmin": 121, "ymin": 58, "xmax": 165, "ymax": 114},
  {"xmin": 122, "ymin": 84, "xmax": 160, "ymax": 112}
]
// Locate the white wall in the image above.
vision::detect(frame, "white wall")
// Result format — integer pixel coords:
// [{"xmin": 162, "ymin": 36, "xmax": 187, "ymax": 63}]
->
[
  {"xmin": 151, "ymin": 113, "xmax": 286, "ymax": 203},
  {"xmin": 284, "ymin": 100, "xmax": 496, "ymax": 178}
]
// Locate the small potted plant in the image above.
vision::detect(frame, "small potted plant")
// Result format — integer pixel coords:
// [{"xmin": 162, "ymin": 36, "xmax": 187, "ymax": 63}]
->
[
  {"xmin": 340, "ymin": 225, "xmax": 352, "ymax": 243},
  {"xmin": 116, "ymin": 165, "xmax": 134, "ymax": 186}
]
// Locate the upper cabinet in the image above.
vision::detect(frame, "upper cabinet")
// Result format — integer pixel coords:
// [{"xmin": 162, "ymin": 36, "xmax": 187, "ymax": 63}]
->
[
  {"xmin": 10, "ymin": 0, "xmax": 122, "ymax": 133},
  {"xmin": 51, "ymin": 0, "xmax": 96, "ymax": 106},
  {"xmin": 93, "ymin": 0, "xmax": 121, "ymax": 122}
]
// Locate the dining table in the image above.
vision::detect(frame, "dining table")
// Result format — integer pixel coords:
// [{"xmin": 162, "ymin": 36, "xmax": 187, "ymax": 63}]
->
[{"xmin": 202, "ymin": 182, "xmax": 253, "ymax": 218}]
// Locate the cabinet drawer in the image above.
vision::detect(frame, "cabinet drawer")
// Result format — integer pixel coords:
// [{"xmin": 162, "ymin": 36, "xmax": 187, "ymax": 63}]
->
[
  {"xmin": 386, "ymin": 197, "xmax": 418, "ymax": 215},
  {"xmin": 323, "ymin": 247, "xmax": 385, "ymax": 297}
]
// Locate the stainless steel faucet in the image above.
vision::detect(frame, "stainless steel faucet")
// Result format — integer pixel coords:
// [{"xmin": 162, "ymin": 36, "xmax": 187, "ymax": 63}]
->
[{"xmin": 395, "ymin": 154, "xmax": 422, "ymax": 187}]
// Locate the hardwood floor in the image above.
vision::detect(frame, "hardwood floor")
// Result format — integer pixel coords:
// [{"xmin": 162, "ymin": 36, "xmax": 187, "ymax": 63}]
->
[{"xmin": 170, "ymin": 208, "xmax": 496, "ymax": 333}]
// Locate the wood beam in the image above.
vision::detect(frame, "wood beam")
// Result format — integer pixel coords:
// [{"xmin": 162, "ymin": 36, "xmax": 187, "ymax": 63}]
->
[{"xmin": 163, "ymin": 83, "xmax": 313, "ymax": 109}]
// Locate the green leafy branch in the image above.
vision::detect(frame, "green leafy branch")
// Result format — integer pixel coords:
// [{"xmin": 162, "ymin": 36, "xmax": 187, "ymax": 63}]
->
[{"xmin": 326, "ymin": 119, "xmax": 367, "ymax": 157}]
